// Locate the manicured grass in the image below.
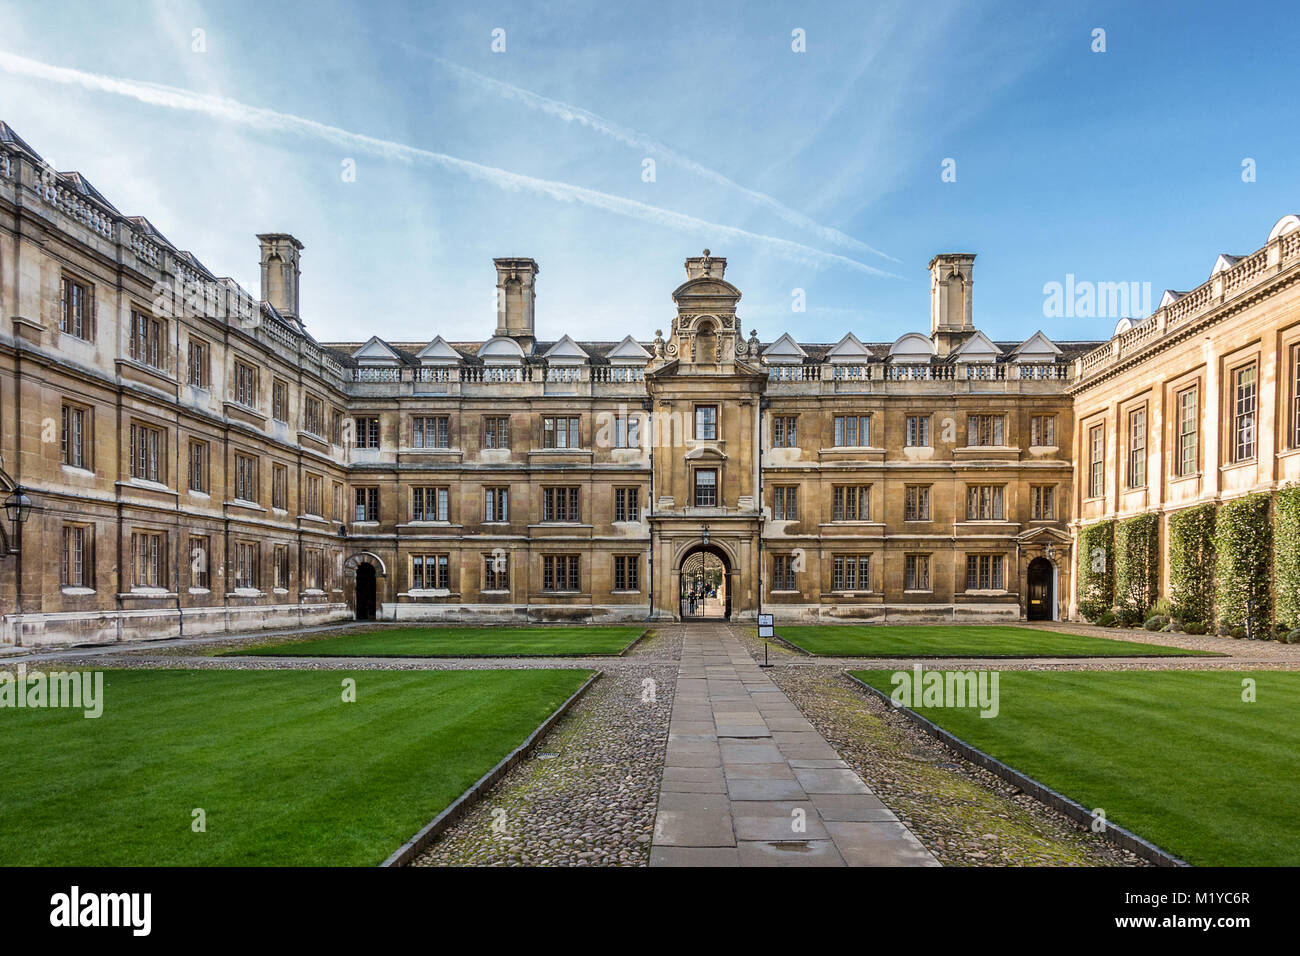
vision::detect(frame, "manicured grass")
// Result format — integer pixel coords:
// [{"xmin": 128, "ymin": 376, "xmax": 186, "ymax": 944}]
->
[
  {"xmin": 0, "ymin": 668, "xmax": 591, "ymax": 865},
  {"xmin": 775, "ymin": 624, "xmax": 1214, "ymax": 658},
  {"xmin": 225, "ymin": 625, "xmax": 647, "ymax": 658},
  {"xmin": 852, "ymin": 669, "xmax": 1300, "ymax": 866}
]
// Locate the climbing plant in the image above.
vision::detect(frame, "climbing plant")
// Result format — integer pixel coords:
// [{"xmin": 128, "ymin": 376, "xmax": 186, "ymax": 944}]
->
[
  {"xmin": 1076, "ymin": 519, "xmax": 1115, "ymax": 622},
  {"xmin": 1214, "ymin": 492, "xmax": 1273, "ymax": 638},
  {"xmin": 1168, "ymin": 503, "xmax": 1217, "ymax": 627},
  {"xmin": 1273, "ymin": 483, "xmax": 1300, "ymax": 630},
  {"xmin": 1114, "ymin": 513, "xmax": 1159, "ymax": 623}
]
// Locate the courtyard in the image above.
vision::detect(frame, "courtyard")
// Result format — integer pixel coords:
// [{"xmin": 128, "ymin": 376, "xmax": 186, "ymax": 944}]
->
[{"xmin": 2, "ymin": 619, "xmax": 1295, "ymax": 867}]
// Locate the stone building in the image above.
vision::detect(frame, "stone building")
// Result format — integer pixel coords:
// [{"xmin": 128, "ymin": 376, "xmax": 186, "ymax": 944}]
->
[
  {"xmin": 1068, "ymin": 214, "xmax": 1300, "ymax": 616},
  {"xmin": 9, "ymin": 124, "xmax": 1295, "ymax": 646}
]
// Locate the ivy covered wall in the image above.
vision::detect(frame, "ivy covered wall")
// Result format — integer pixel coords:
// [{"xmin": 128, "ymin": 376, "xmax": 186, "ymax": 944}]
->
[
  {"xmin": 1168, "ymin": 503, "xmax": 1217, "ymax": 627},
  {"xmin": 1213, "ymin": 492, "xmax": 1273, "ymax": 638},
  {"xmin": 1076, "ymin": 519, "xmax": 1115, "ymax": 622},
  {"xmin": 1273, "ymin": 484, "xmax": 1300, "ymax": 630},
  {"xmin": 1114, "ymin": 513, "xmax": 1159, "ymax": 623}
]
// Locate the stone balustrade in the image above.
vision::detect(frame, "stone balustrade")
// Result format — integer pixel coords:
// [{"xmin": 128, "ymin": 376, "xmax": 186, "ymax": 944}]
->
[{"xmin": 1077, "ymin": 229, "xmax": 1300, "ymax": 380}]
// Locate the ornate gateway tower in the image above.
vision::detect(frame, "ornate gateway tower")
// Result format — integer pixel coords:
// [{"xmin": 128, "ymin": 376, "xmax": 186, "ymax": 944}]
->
[{"xmin": 645, "ymin": 251, "xmax": 766, "ymax": 621}]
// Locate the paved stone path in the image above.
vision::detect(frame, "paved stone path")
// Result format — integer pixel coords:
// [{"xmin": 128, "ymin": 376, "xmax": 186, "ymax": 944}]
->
[{"xmin": 650, "ymin": 624, "xmax": 938, "ymax": 866}]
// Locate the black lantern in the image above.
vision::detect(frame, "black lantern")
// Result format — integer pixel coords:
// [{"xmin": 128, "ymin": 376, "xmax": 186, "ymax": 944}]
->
[
  {"xmin": 701, "ymin": 524, "xmax": 710, "ymax": 546},
  {"xmin": 3, "ymin": 487, "xmax": 32, "ymax": 526}
]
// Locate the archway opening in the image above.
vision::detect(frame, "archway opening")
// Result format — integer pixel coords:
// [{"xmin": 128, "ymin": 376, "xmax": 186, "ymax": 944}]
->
[
  {"xmin": 355, "ymin": 563, "xmax": 377, "ymax": 621},
  {"xmin": 1027, "ymin": 557, "xmax": 1054, "ymax": 621},
  {"xmin": 679, "ymin": 544, "xmax": 731, "ymax": 621}
]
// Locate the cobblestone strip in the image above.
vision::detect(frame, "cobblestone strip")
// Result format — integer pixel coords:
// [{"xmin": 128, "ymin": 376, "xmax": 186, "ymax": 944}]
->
[
  {"xmin": 412, "ymin": 627, "xmax": 681, "ymax": 866},
  {"xmin": 737, "ymin": 629, "xmax": 1146, "ymax": 866}
]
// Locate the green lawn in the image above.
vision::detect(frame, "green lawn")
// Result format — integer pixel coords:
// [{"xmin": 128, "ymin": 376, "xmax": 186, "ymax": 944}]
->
[
  {"xmin": 0, "ymin": 668, "xmax": 591, "ymax": 865},
  {"xmin": 225, "ymin": 625, "xmax": 647, "ymax": 658},
  {"xmin": 852, "ymin": 669, "xmax": 1300, "ymax": 866},
  {"xmin": 776, "ymin": 624, "xmax": 1214, "ymax": 658}
]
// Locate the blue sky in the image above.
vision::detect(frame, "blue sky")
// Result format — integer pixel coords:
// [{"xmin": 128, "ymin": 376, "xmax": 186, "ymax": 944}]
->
[{"xmin": 0, "ymin": 0, "xmax": 1297, "ymax": 346}]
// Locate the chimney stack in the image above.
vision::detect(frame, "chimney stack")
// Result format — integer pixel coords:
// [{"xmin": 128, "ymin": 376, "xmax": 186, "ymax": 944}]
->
[
  {"xmin": 257, "ymin": 233, "xmax": 304, "ymax": 322},
  {"xmin": 493, "ymin": 257, "xmax": 539, "ymax": 344},
  {"xmin": 929, "ymin": 253, "xmax": 975, "ymax": 357}
]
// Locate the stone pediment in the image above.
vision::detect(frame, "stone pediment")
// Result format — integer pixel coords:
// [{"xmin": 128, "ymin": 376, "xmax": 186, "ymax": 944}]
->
[
  {"xmin": 606, "ymin": 334, "xmax": 651, "ymax": 364},
  {"xmin": 1009, "ymin": 330, "xmax": 1061, "ymax": 361},
  {"xmin": 352, "ymin": 335, "xmax": 402, "ymax": 365},
  {"xmin": 1018, "ymin": 526, "xmax": 1071, "ymax": 544},
  {"xmin": 477, "ymin": 336, "xmax": 526, "ymax": 363},
  {"xmin": 887, "ymin": 332, "xmax": 935, "ymax": 363},
  {"xmin": 543, "ymin": 334, "xmax": 590, "ymax": 365},
  {"xmin": 950, "ymin": 329, "xmax": 1002, "ymax": 362},
  {"xmin": 415, "ymin": 335, "xmax": 461, "ymax": 365},
  {"xmin": 827, "ymin": 332, "xmax": 873, "ymax": 364},
  {"xmin": 762, "ymin": 332, "xmax": 808, "ymax": 364},
  {"xmin": 671, "ymin": 277, "xmax": 741, "ymax": 300}
]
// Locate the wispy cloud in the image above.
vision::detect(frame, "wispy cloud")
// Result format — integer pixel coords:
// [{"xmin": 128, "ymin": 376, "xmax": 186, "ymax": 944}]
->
[
  {"xmin": 0, "ymin": 49, "xmax": 900, "ymax": 279},
  {"xmin": 421, "ymin": 51, "xmax": 896, "ymax": 263}
]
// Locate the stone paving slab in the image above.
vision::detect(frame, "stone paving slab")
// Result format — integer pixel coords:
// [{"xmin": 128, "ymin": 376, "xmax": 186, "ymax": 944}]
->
[{"xmin": 650, "ymin": 624, "xmax": 940, "ymax": 867}]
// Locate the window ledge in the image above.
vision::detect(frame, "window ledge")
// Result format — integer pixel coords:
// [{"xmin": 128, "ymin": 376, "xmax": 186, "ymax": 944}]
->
[
  {"xmin": 903, "ymin": 589, "xmax": 934, "ymax": 595},
  {"xmin": 302, "ymin": 588, "xmax": 326, "ymax": 596},
  {"xmin": 61, "ymin": 464, "xmax": 95, "ymax": 478},
  {"xmin": 124, "ymin": 588, "xmax": 174, "ymax": 598},
  {"xmin": 227, "ymin": 499, "xmax": 266, "ymax": 512},
  {"xmin": 964, "ymin": 589, "xmax": 1009, "ymax": 596},
  {"xmin": 273, "ymin": 588, "xmax": 289, "ymax": 595},
  {"xmin": 187, "ymin": 587, "xmax": 211, "ymax": 596},
  {"xmin": 406, "ymin": 588, "xmax": 453, "ymax": 598},
  {"xmin": 230, "ymin": 588, "xmax": 264, "ymax": 598},
  {"xmin": 61, "ymin": 586, "xmax": 96, "ymax": 596},
  {"xmin": 122, "ymin": 478, "xmax": 176, "ymax": 495}
]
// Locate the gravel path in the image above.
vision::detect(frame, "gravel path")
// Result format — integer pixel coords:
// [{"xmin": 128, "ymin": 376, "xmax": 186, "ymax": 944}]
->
[
  {"xmin": 412, "ymin": 627, "xmax": 681, "ymax": 867},
  {"xmin": 736, "ymin": 628, "xmax": 1146, "ymax": 867}
]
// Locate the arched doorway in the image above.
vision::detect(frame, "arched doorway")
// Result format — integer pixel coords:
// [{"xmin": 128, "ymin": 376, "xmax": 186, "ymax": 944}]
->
[
  {"xmin": 355, "ymin": 563, "xmax": 377, "ymax": 621},
  {"xmin": 1027, "ymin": 557, "xmax": 1054, "ymax": 621},
  {"xmin": 678, "ymin": 545, "xmax": 731, "ymax": 621}
]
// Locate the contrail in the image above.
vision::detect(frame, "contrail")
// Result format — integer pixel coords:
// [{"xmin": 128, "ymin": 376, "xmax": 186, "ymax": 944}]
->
[
  {"xmin": 427, "ymin": 54, "xmax": 897, "ymax": 263},
  {"xmin": 0, "ymin": 50, "xmax": 900, "ymax": 278}
]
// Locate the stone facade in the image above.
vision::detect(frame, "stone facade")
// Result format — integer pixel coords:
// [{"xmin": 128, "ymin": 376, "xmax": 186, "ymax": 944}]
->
[
  {"xmin": 16, "ymin": 125, "xmax": 1296, "ymax": 645},
  {"xmin": 1068, "ymin": 214, "xmax": 1300, "ymax": 615}
]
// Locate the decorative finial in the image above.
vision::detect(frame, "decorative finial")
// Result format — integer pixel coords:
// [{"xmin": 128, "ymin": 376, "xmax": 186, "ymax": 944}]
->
[{"xmin": 702, "ymin": 248, "xmax": 711, "ymax": 257}]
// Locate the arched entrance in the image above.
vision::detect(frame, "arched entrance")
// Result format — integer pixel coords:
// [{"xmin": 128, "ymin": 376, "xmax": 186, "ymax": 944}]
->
[
  {"xmin": 1027, "ymin": 557, "xmax": 1054, "ymax": 621},
  {"xmin": 343, "ymin": 552, "xmax": 386, "ymax": 622},
  {"xmin": 678, "ymin": 545, "xmax": 731, "ymax": 621},
  {"xmin": 355, "ymin": 563, "xmax": 377, "ymax": 621}
]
